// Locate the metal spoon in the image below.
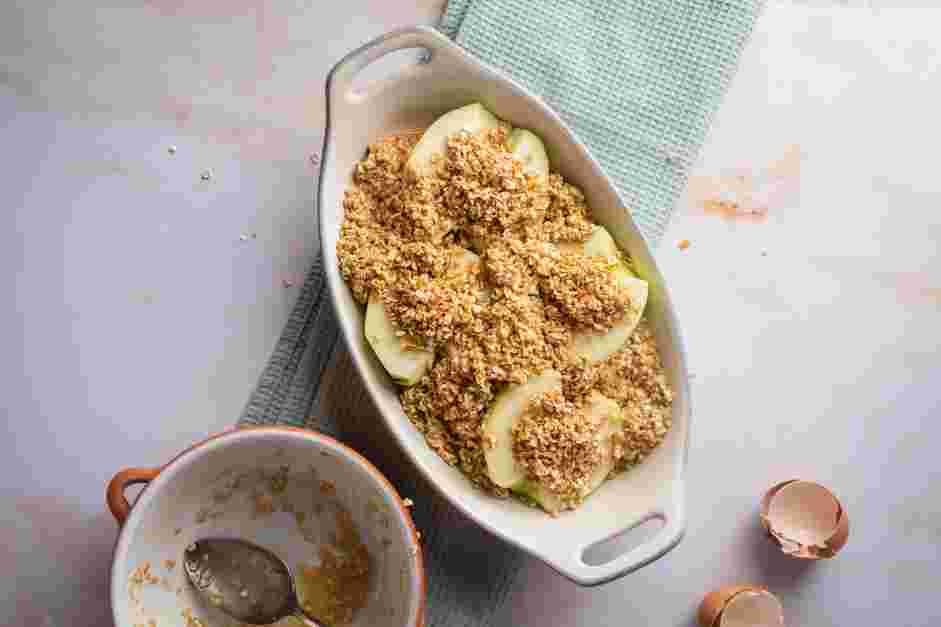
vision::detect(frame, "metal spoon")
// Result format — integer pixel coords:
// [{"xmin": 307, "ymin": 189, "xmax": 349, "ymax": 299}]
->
[{"xmin": 183, "ymin": 537, "xmax": 323, "ymax": 626}]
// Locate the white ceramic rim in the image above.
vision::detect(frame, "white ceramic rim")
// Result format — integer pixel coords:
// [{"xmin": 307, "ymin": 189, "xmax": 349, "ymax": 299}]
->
[{"xmin": 108, "ymin": 426, "xmax": 426, "ymax": 627}]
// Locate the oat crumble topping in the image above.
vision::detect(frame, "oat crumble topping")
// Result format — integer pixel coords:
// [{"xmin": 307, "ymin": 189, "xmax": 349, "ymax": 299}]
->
[
  {"xmin": 512, "ymin": 389, "xmax": 603, "ymax": 498},
  {"xmin": 337, "ymin": 125, "xmax": 673, "ymax": 509}
]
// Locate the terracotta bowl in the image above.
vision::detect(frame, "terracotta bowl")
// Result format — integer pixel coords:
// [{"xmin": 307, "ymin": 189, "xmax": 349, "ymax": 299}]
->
[{"xmin": 107, "ymin": 427, "xmax": 424, "ymax": 627}]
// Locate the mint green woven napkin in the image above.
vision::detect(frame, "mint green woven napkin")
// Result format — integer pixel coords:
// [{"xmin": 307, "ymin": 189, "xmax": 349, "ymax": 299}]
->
[{"xmin": 442, "ymin": 0, "xmax": 765, "ymax": 246}]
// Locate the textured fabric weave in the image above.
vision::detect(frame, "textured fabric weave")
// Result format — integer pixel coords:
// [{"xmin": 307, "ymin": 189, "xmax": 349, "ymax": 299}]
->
[
  {"xmin": 239, "ymin": 2, "xmax": 764, "ymax": 624},
  {"xmin": 444, "ymin": 0, "xmax": 765, "ymax": 245}
]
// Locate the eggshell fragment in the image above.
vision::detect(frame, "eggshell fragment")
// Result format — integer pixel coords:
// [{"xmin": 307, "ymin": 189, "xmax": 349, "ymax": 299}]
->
[
  {"xmin": 699, "ymin": 585, "xmax": 784, "ymax": 627},
  {"xmin": 699, "ymin": 585, "xmax": 754, "ymax": 627},
  {"xmin": 760, "ymin": 479, "xmax": 849, "ymax": 559}
]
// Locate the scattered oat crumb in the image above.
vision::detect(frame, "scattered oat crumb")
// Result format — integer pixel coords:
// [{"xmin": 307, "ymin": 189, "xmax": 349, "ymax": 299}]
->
[
  {"xmin": 402, "ymin": 497, "xmax": 414, "ymax": 508},
  {"xmin": 200, "ymin": 169, "xmax": 212, "ymax": 181},
  {"xmin": 677, "ymin": 239, "xmax": 690, "ymax": 251},
  {"xmin": 295, "ymin": 509, "xmax": 371, "ymax": 625},
  {"xmin": 128, "ymin": 561, "xmax": 161, "ymax": 603},
  {"xmin": 319, "ymin": 480, "xmax": 337, "ymax": 496},
  {"xmin": 163, "ymin": 559, "xmax": 176, "ymax": 571},
  {"xmin": 181, "ymin": 608, "xmax": 207, "ymax": 627},
  {"xmin": 129, "ymin": 562, "xmax": 160, "ymax": 585},
  {"xmin": 270, "ymin": 465, "xmax": 290, "ymax": 494},
  {"xmin": 174, "ymin": 527, "xmax": 183, "ymax": 536},
  {"xmin": 195, "ymin": 506, "xmax": 223, "ymax": 523},
  {"xmin": 253, "ymin": 493, "xmax": 276, "ymax": 516}
]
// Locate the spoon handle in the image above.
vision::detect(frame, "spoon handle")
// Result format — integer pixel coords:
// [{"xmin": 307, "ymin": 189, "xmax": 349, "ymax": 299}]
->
[{"xmin": 292, "ymin": 607, "xmax": 324, "ymax": 627}]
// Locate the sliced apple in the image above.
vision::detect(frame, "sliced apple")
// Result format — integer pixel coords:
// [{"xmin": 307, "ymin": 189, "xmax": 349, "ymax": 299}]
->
[
  {"xmin": 583, "ymin": 225, "xmax": 620, "ymax": 258},
  {"xmin": 507, "ymin": 128, "xmax": 549, "ymax": 178},
  {"xmin": 559, "ymin": 227, "xmax": 649, "ymax": 364},
  {"xmin": 516, "ymin": 479, "xmax": 563, "ymax": 514},
  {"xmin": 514, "ymin": 392, "xmax": 624, "ymax": 514},
  {"xmin": 364, "ymin": 294, "xmax": 433, "ymax": 386},
  {"xmin": 407, "ymin": 103, "xmax": 501, "ymax": 177},
  {"xmin": 482, "ymin": 370, "xmax": 562, "ymax": 489},
  {"xmin": 582, "ymin": 392, "xmax": 625, "ymax": 496},
  {"xmin": 570, "ymin": 269, "xmax": 648, "ymax": 364},
  {"xmin": 559, "ymin": 225, "xmax": 619, "ymax": 258}
]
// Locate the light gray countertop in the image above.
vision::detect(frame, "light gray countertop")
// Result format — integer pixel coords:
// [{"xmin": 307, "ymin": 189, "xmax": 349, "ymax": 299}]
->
[{"xmin": 2, "ymin": 2, "xmax": 938, "ymax": 625}]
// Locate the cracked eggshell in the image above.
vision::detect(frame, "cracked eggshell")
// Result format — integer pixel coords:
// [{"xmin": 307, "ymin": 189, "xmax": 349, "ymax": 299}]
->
[
  {"xmin": 699, "ymin": 585, "xmax": 784, "ymax": 627},
  {"xmin": 760, "ymin": 479, "xmax": 849, "ymax": 559}
]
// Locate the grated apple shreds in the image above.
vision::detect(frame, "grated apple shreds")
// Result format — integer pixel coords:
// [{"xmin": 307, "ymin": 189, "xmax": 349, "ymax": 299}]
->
[{"xmin": 337, "ymin": 127, "xmax": 673, "ymax": 506}]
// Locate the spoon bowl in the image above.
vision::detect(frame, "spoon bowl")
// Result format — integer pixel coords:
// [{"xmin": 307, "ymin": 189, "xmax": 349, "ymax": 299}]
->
[{"xmin": 183, "ymin": 537, "xmax": 320, "ymax": 626}]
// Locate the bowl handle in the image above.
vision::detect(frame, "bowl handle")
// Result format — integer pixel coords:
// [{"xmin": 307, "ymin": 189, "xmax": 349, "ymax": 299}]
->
[
  {"xmin": 325, "ymin": 25, "xmax": 456, "ymax": 112},
  {"xmin": 552, "ymin": 484, "xmax": 686, "ymax": 586},
  {"xmin": 106, "ymin": 467, "xmax": 160, "ymax": 526}
]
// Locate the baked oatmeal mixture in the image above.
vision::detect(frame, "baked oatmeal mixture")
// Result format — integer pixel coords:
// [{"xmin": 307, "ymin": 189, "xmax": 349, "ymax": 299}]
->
[{"xmin": 337, "ymin": 127, "xmax": 673, "ymax": 508}]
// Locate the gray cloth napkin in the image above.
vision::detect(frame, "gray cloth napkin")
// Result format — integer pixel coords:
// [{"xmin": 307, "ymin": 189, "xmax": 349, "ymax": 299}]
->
[{"xmin": 240, "ymin": 1, "xmax": 764, "ymax": 624}]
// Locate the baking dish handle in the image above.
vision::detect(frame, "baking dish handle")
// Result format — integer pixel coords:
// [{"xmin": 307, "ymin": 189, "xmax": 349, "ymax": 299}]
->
[
  {"xmin": 325, "ymin": 25, "xmax": 456, "ymax": 110},
  {"xmin": 557, "ymin": 485, "xmax": 686, "ymax": 586},
  {"xmin": 106, "ymin": 467, "xmax": 161, "ymax": 526}
]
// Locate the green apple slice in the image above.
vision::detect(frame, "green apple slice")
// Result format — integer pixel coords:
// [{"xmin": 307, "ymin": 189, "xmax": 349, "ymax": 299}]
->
[
  {"xmin": 364, "ymin": 294, "xmax": 433, "ymax": 386},
  {"xmin": 582, "ymin": 393, "xmax": 625, "ymax": 496},
  {"xmin": 515, "ymin": 479, "xmax": 563, "ymax": 514},
  {"xmin": 407, "ymin": 103, "xmax": 501, "ymax": 177},
  {"xmin": 582, "ymin": 225, "xmax": 620, "ymax": 258},
  {"xmin": 559, "ymin": 225, "xmax": 619, "ymax": 258},
  {"xmin": 570, "ymin": 269, "xmax": 648, "ymax": 365},
  {"xmin": 483, "ymin": 370, "xmax": 562, "ymax": 489},
  {"xmin": 514, "ymin": 392, "xmax": 624, "ymax": 514},
  {"xmin": 507, "ymin": 128, "xmax": 549, "ymax": 177},
  {"xmin": 561, "ymin": 227, "xmax": 649, "ymax": 365}
]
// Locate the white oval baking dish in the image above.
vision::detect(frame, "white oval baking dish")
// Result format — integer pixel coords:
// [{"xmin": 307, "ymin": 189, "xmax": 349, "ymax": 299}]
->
[{"xmin": 319, "ymin": 26, "xmax": 690, "ymax": 586}]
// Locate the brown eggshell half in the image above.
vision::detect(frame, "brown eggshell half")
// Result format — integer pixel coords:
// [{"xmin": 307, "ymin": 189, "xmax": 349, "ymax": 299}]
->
[
  {"xmin": 699, "ymin": 585, "xmax": 766, "ymax": 627},
  {"xmin": 718, "ymin": 588, "xmax": 784, "ymax": 627},
  {"xmin": 760, "ymin": 479, "xmax": 849, "ymax": 559}
]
